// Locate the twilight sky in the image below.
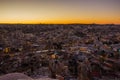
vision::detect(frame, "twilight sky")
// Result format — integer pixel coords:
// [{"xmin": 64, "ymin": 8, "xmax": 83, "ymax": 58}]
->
[{"xmin": 0, "ymin": 0, "xmax": 120, "ymax": 24}]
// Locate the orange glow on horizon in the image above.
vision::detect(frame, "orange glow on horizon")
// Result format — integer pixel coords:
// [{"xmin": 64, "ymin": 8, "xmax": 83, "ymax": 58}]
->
[
  {"xmin": 0, "ymin": 19, "xmax": 119, "ymax": 24},
  {"xmin": 0, "ymin": 0, "xmax": 120, "ymax": 24}
]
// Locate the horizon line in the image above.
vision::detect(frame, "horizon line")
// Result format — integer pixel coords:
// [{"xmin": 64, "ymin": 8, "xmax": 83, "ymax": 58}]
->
[{"xmin": 0, "ymin": 22, "xmax": 120, "ymax": 25}]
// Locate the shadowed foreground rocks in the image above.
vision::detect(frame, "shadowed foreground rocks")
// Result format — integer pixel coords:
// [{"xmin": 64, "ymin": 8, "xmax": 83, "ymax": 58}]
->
[
  {"xmin": 0, "ymin": 73, "xmax": 58, "ymax": 80},
  {"xmin": 0, "ymin": 73, "xmax": 32, "ymax": 80}
]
